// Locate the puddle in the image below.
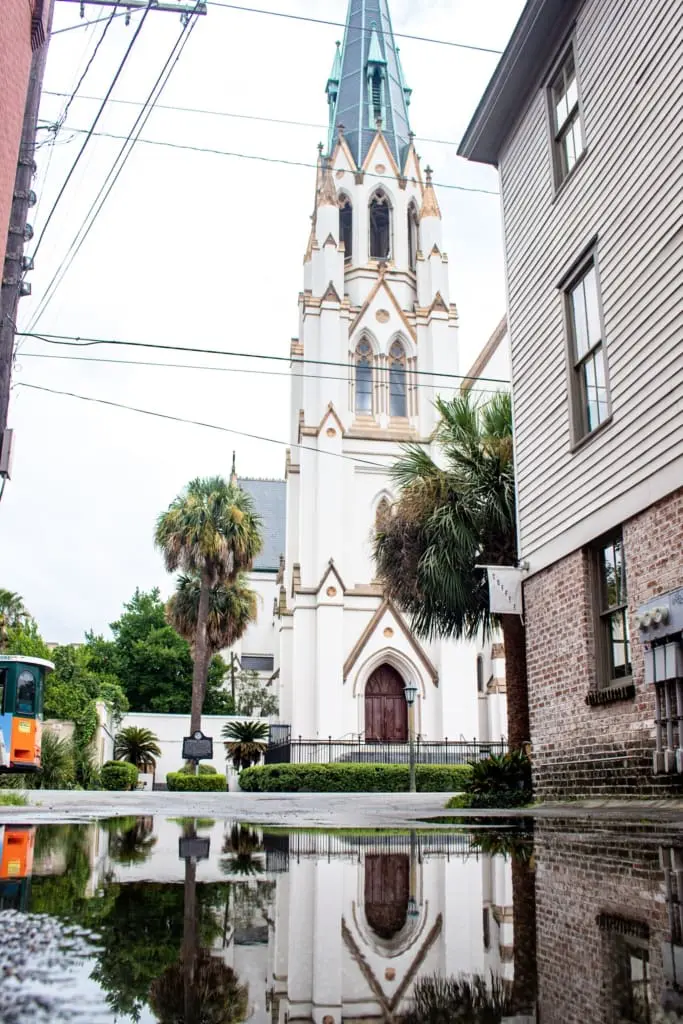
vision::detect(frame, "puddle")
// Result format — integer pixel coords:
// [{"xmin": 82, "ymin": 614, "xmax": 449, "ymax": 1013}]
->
[{"xmin": 1, "ymin": 817, "xmax": 683, "ymax": 1021}]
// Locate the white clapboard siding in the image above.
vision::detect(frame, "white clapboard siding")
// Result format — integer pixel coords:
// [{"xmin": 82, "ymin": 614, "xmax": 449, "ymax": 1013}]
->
[{"xmin": 500, "ymin": 0, "xmax": 683, "ymax": 570}]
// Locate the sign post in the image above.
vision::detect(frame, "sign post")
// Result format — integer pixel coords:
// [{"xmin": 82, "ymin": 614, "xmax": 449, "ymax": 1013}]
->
[{"xmin": 181, "ymin": 730, "xmax": 213, "ymax": 776}]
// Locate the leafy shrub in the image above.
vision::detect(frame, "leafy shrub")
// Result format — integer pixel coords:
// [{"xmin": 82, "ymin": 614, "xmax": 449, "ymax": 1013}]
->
[
  {"xmin": 178, "ymin": 763, "xmax": 217, "ymax": 775},
  {"xmin": 222, "ymin": 720, "xmax": 269, "ymax": 771},
  {"xmin": 35, "ymin": 731, "xmax": 76, "ymax": 790},
  {"xmin": 101, "ymin": 760, "xmax": 139, "ymax": 791},
  {"xmin": 238, "ymin": 763, "xmax": 471, "ymax": 793},
  {"xmin": 0, "ymin": 792, "xmax": 28, "ymax": 806},
  {"xmin": 166, "ymin": 772, "xmax": 226, "ymax": 792},
  {"xmin": 446, "ymin": 751, "xmax": 532, "ymax": 809},
  {"xmin": 403, "ymin": 972, "xmax": 512, "ymax": 1024}
]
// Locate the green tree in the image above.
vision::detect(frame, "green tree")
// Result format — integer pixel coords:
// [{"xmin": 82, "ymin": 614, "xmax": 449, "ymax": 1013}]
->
[
  {"xmin": 114, "ymin": 726, "xmax": 162, "ymax": 771},
  {"xmin": 234, "ymin": 669, "xmax": 278, "ymax": 717},
  {"xmin": 0, "ymin": 589, "xmax": 31, "ymax": 637},
  {"xmin": 222, "ymin": 720, "xmax": 268, "ymax": 771},
  {"xmin": 155, "ymin": 477, "xmax": 262, "ymax": 733},
  {"xmin": 2, "ymin": 619, "xmax": 51, "ymax": 659},
  {"xmin": 167, "ymin": 572, "xmax": 257, "ymax": 659},
  {"xmin": 374, "ymin": 391, "xmax": 529, "ymax": 750}
]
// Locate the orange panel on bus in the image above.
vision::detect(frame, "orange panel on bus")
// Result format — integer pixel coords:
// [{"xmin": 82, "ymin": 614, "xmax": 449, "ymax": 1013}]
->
[
  {"xmin": 10, "ymin": 717, "xmax": 40, "ymax": 768},
  {"xmin": 0, "ymin": 828, "xmax": 35, "ymax": 880}
]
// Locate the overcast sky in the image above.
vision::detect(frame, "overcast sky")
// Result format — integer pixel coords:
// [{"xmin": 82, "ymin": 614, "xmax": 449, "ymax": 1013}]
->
[{"xmin": 1, "ymin": 0, "xmax": 524, "ymax": 643}]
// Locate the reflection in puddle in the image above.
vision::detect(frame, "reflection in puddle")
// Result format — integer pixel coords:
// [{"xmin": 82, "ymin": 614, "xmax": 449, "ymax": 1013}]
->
[{"xmin": 1, "ymin": 818, "xmax": 683, "ymax": 1021}]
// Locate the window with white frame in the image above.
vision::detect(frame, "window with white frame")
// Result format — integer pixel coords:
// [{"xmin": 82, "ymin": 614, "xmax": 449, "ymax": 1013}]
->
[
  {"xmin": 355, "ymin": 339, "xmax": 374, "ymax": 415},
  {"xmin": 549, "ymin": 44, "xmax": 585, "ymax": 186},
  {"xmin": 388, "ymin": 340, "xmax": 407, "ymax": 417}
]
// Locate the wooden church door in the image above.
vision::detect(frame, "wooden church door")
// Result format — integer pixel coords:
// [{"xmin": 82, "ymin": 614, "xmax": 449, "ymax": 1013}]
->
[
  {"xmin": 365, "ymin": 665, "xmax": 408, "ymax": 742},
  {"xmin": 365, "ymin": 854, "xmax": 410, "ymax": 939}
]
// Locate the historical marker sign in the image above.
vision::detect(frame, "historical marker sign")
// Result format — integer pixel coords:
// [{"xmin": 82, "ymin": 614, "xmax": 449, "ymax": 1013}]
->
[
  {"xmin": 182, "ymin": 730, "xmax": 213, "ymax": 762},
  {"xmin": 179, "ymin": 836, "xmax": 211, "ymax": 862}
]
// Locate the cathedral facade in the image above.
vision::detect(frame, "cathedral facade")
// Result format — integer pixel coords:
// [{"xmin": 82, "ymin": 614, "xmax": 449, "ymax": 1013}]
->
[{"xmin": 238, "ymin": 0, "xmax": 506, "ymax": 744}]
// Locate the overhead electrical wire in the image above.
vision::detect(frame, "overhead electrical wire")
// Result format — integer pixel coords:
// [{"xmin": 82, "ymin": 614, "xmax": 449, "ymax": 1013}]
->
[
  {"xmin": 15, "ymin": 382, "xmax": 395, "ymax": 470},
  {"xmin": 28, "ymin": 4, "xmax": 153, "ymax": 267},
  {"xmin": 16, "ymin": 331, "xmax": 510, "ymax": 387},
  {"xmin": 58, "ymin": 9, "xmax": 117, "ymax": 128},
  {"xmin": 205, "ymin": 2, "xmax": 504, "ymax": 55},
  {"xmin": 26, "ymin": 6, "xmax": 203, "ymax": 332},
  {"xmin": 42, "ymin": 90, "xmax": 465, "ymax": 148},
  {"xmin": 52, "ymin": 9, "xmax": 144, "ymax": 35},
  {"xmin": 48, "ymin": 126, "xmax": 499, "ymax": 195},
  {"xmin": 17, "ymin": 351, "xmax": 504, "ymax": 396}
]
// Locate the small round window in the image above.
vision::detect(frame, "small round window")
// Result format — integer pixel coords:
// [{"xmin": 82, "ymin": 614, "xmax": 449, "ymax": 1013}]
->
[{"xmin": 16, "ymin": 670, "xmax": 36, "ymax": 715}]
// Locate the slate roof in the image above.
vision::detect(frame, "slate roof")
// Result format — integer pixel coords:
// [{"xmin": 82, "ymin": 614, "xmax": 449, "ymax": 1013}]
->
[
  {"xmin": 238, "ymin": 478, "xmax": 286, "ymax": 573},
  {"xmin": 328, "ymin": 0, "xmax": 412, "ymax": 168}
]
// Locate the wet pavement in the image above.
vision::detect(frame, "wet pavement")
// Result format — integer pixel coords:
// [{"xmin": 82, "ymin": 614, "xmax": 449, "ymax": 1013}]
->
[{"xmin": 1, "ymin": 814, "xmax": 683, "ymax": 1021}]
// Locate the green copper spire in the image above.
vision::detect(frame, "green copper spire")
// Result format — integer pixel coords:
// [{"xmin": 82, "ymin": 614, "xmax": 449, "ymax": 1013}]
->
[{"xmin": 325, "ymin": 0, "xmax": 412, "ymax": 168}]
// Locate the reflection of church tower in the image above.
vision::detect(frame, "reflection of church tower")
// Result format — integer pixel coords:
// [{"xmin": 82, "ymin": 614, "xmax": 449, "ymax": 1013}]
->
[{"xmin": 277, "ymin": 0, "xmax": 479, "ymax": 743}]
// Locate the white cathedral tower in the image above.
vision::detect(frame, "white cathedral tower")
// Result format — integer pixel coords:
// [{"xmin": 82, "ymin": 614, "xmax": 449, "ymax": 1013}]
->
[{"xmin": 251, "ymin": 0, "xmax": 507, "ymax": 743}]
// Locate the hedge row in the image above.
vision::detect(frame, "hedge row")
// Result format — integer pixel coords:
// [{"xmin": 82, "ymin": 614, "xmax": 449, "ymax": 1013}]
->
[
  {"xmin": 167, "ymin": 772, "xmax": 227, "ymax": 792},
  {"xmin": 101, "ymin": 761, "xmax": 138, "ymax": 791},
  {"xmin": 238, "ymin": 762, "xmax": 471, "ymax": 793}
]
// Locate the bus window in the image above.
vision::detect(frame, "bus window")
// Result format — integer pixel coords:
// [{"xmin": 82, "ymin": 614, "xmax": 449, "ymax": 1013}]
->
[
  {"xmin": 16, "ymin": 671, "xmax": 36, "ymax": 715},
  {"xmin": 0, "ymin": 670, "xmax": 5, "ymax": 714}
]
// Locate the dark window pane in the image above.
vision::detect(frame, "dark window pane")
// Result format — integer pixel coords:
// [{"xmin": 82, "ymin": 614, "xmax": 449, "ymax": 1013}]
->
[
  {"xmin": 241, "ymin": 655, "xmax": 274, "ymax": 673},
  {"xmin": 356, "ymin": 359, "xmax": 373, "ymax": 413},
  {"xmin": 610, "ymin": 610, "xmax": 631, "ymax": 678},
  {"xmin": 370, "ymin": 197, "xmax": 391, "ymax": 259},
  {"xmin": 389, "ymin": 365, "xmax": 407, "ymax": 417},
  {"xmin": 16, "ymin": 670, "xmax": 36, "ymax": 715}
]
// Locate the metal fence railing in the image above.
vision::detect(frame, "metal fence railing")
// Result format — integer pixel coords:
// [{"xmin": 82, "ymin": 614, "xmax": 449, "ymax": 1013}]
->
[{"xmin": 264, "ymin": 736, "xmax": 506, "ymax": 766}]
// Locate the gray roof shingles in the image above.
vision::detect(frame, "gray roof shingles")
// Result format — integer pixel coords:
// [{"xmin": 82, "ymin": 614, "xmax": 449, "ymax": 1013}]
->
[{"xmin": 238, "ymin": 478, "xmax": 286, "ymax": 572}]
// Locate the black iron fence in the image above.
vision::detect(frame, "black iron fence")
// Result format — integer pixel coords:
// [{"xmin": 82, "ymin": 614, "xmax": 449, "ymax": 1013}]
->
[
  {"xmin": 265, "ymin": 736, "xmax": 507, "ymax": 766},
  {"xmin": 264, "ymin": 829, "xmax": 481, "ymax": 871}
]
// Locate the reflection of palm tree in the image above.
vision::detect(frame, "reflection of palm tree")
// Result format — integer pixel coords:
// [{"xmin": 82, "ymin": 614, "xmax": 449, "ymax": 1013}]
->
[
  {"xmin": 108, "ymin": 817, "xmax": 157, "ymax": 866},
  {"xmin": 221, "ymin": 825, "xmax": 264, "ymax": 877},
  {"xmin": 149, "ymin": 827, "xmax": 248, "ymax": 1024},
  {"xmin": 403, "ymin": 973, "xmax": 512, "ymax": 1023}
]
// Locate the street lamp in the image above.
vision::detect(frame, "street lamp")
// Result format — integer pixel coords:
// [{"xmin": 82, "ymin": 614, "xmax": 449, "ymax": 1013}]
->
[{"xmin": 404, "ymin": 681, "xmax": 418, "ymax": 794}]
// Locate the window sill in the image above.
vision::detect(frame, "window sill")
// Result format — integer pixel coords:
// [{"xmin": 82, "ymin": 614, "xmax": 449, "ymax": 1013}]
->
[
  {"xmin": 552, "ymin": 147, "xmax": 588, "ymax": 203},
  {"xmin": 585, "ymin": 681, "xmax": 635, "ymax": 707},
  {"xmin": 570, "ymin": 412, "xmax": 613, "ymax": 454}
]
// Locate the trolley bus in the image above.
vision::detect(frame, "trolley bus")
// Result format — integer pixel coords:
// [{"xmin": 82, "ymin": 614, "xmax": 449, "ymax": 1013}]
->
[
  {"xmin": 0, "ymin": 656, "xmax": 53, "ymax": 773},
  {"xmin": 0, "ymin": 825, "xmax": 35, "ymax": 911}
]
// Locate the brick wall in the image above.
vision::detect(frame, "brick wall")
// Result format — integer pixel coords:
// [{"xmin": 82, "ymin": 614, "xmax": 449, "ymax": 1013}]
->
[
  {"xmin": 534, "ymin": 820, "xmax": 674, "ymax": 1024},
  {"xmin": 0, "ymin": 1, "xmax": 36, "ymax": 270},
  {"xmin": 526, "ymin": 486, "xmax": 683, "ymax": 798}
]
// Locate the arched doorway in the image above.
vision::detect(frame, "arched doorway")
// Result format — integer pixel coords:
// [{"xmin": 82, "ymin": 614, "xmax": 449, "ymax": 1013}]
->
[
  {"xmin": 365, "ymin": 664, "xmax": 407, "ymax": 743},
  {"xmin": 365, "ymin": 854, "xmax": 410, "ymax": 940}
]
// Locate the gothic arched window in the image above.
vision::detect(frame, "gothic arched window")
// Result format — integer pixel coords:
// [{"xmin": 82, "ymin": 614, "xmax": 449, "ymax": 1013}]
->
[
  {"xmin": 375, "ymin": 496, "xmax": 391, "ymax": 532},
  {"xmin": 407, "ymin": 201, "xmax": 419, "ymax": 271},
  {"xmin": 339, "ymin": 195, "xmax": 353, "ymax": 261},
  {"xmin": 355, "ymin": 339, "xmax": 373, "ymax": 415},
  {"xmin": 369, "ymin": 190, "xmax": 391, "ymax": 259},
  {"xmin": 389, "ymin": 339, "xmax": 407, "ymax": 418}
]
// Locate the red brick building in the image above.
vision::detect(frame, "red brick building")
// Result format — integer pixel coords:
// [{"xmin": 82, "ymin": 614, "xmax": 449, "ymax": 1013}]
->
[
  {"xmin": 459, "ymin": 0, "xmax": 683, "ymax": 796},
  {"xmin": 0, "ymin": 0, "xmax": 52, "ymax": 268}
]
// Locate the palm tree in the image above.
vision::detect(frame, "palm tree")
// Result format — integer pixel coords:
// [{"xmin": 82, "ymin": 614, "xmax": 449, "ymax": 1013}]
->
[
  {"xmin": 167, "ymin": 572, "xmax": 257, "ymax": 659},
  {"xmin": 0, "ymin": 589, "xmax": 31, "ymax": 643},
  {"xmin": 221, "ymin": 824, "xmax": 264, "ymax": 877},
  {"xmin": 155, "ymin": 476, "xmax": 262, "ymax": 734},
  {"xmin": 373, "ymin": 391, "xmax": 529, "ymax": 751},
  {"xmin": 403, "ymin": 972, "xmax": 512, "ymax": 1023},
  {"xmin": 222, "ymin": 720, "xmax": 268, "ymax": 772},
  {"xmin": 114, "ymin": 726, "xmax": 162, "ymax": 772}
]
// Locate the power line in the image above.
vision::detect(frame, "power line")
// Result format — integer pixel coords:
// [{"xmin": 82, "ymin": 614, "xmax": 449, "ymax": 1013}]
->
[
  {"xmin": 50, "ymin": 125, "xmax": 499, "ymax": 195},
  {"xmin": 42, "ymin": 90, "xmax": 464, "ymax": 148},
  {"xmin": 206, "ymin": 2, "xmax": 504, "ymax": 55},
  {"xmin": 51, "ymin": 8, "xmax": 144, "ymax": 34},
  {"xmin": 59, "ymin": 9, "xmax": 117, "ymax": 127},
  {"xmin": 17, "ymin": 351, "xmax": 503, "ymax": 396},
  {"xmin": 15, "ymin": 382, "xmax": 394, "ymax": 470},
  {"xmin": 27, "ymin": 9, "xmax": 202, "ymax": 331},
  {"xmin": 16, "ymin": 331, "xmax": 510, "ymax": 386},
  {"xmin": 28, "ymin": 4, "xmax": 153, "ymax": 267}
]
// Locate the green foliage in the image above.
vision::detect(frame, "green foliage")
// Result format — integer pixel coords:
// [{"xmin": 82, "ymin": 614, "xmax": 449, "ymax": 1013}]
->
[
  {"xmin": 234, "ymin": 670, "xmax": 279, "ymax": 717},
  {"xmin": 222, "ymin": 719, "xmax": 269, "ymax": 771},
  {"xmin": 238, "ymin": 762, "xmax": 471, "ymax": 793},
  {"xmin": 403, "ymin": 972, "xmax": 512, "ymax": 1023},
  {"xmin": 0, "ymin": 589, "xmax": 31, "ymax": 632},
  {"xmin": 101, "ymin": 760, "xmax": 138, "ymax": 791},
  {"xmin": 2, "ymin": 619, "xmax": 52, "ymax": 659},
  {"xmin": 149, "ymin": 954, "xmax": 249, "ymax": 1024},
  {"xmin": 108, "ymin": 817, "xmax": 157, "ymax": 865},
  {"xmin": 87, "ymin": 588, "xmax": 233, "ymax": 715},
  {"xmin": 35, "ymin": 730, "xmax": 76, "ymax": 789},
  {"xmin": 0, "ymin": 792, "xmax": 27, "ymax": 806},
  {"xmin": 179, "ymin": 763, "xmax": 218, "ymax": 775},
  {"xmin": 167, "ymin": 572, "xmax": 258, "ymax": 653},
  {"xmin": 221, "ymin": 824, "xmax": 264, "ymax": 877},
  {"xmin": 446, "ymin": 751, "xmax": 533, "ymax": 809},
  {"xmin": 114, "ymin": 726, "xmax": 161, "ymax": 771},
  {"xmin": 166, "ymin": 771, "xmax": 226, "ymax": 791},
  {"xmin": 374, "ymin": 390, "xmax": 515, "ymax": 642}
]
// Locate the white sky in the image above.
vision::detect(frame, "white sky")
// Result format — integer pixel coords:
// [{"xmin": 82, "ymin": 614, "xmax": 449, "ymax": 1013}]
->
[{"xmin": 1, "ymin": 0, "xmax": 524, "ymax": 643}]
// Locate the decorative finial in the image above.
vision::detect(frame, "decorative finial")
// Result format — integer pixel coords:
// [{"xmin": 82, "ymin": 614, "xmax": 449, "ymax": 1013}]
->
[
  {"xmin": 230, "ymin": 451, "xmax": 237, "ymax": 485},
  {"xmin": 420, "ymin": 166, "xmax": 441, "ymax": 220},
  {"xmin": 375, "ymin": 116, "xmax": 383, "ymax": 131},
  {"xmin": 318, "ymin": 156, "xmax": 338, "ymax": 206},
  {"xmin": 337, "ymin": 122, "xmax": 346, "ymax": 138},
  {"xmin": 408, "ymin": 131, "xmax": 415, "ymax": 142},
  {"xmin": 425, "ymin": 165, "xmax": 433, "ymax": 183},
  {"xmin": 317, "ymin": 142, "xmax": 324, "ymax": 156}
]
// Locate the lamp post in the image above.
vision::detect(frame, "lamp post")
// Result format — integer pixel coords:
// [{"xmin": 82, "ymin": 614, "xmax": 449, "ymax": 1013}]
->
[{"xmin": 404, "ymin": 681, "xmax": 418, "ymax": 794}]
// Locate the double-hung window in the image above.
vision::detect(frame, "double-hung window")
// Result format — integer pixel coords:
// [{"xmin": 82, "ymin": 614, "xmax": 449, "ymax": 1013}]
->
[
  {"xmin": 565, "ymin": 256, "xmax": 610, "ymax": 441},
  {"xmin": 594, "ymin": 531, "xmax": 632, "ymax": 687},
  {"xmin": 549, "ymin": 44, "xmax": 585, "ymax": 186}
]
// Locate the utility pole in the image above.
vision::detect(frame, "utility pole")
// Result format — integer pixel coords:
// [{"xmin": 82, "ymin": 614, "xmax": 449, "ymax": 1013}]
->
[{"xmin": 0, "ymin": 0, "xmax": 207, "ymax": 485}]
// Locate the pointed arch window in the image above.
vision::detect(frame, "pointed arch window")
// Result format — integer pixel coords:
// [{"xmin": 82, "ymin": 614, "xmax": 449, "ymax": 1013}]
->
[
  {"xmin": 375, "ymin": 496, "xmax": 391, "ymax": 532},
  {"xmin": 389, "ymin": 340, "xmax": 407, "ymax": 418},
  {"xmin": 370, "ymin": 190, "xmax": 391, "ymax": 260},
  {"xmin": 355, "ymin": 339, "xmax": 374, "ymax": 415},
  {"xmin": 339, "ymin": 195, "xmax": 353, "ymax": 262},
  {"xmin": 370, "ymin": 67, "xmax": 384, "ymax": 126},
  {"xmin": 407, "ymin": 201, "xmax": 419, "ymax": 272}
]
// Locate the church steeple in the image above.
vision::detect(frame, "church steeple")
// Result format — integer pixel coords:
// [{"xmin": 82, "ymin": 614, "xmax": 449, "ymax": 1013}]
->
[{"xmin": 326, "ymin": 0, "xmax": 412, "ymax": 168}]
